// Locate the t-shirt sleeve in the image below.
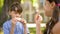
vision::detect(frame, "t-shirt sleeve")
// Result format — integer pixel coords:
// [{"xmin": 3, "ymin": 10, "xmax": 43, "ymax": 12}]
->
[{"xmin": 3, "ymin": 23, "xmax": 10, "ymax": 34}]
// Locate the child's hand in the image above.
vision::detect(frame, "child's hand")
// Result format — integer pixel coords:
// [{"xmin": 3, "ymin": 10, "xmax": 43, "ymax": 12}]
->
[
  {"xmin": 19, "ymin": 18, "xmax": 27, "ymax": 25},
  {"xmin": 16, "ymin": 18, "xmax": 27, "ymax": 25},
  {"xmin": 34, "ymin": 14, "xmax": 43, "ymax": 23}
]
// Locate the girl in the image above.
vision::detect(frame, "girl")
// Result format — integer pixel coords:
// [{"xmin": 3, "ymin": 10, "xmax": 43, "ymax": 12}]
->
[{"xmin": 35, "ymin": 0, "xmax": 60, "ymax": 34}]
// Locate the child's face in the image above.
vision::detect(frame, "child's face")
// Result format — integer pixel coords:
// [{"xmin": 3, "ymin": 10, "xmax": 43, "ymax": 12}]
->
[{"xmin": 9, "ymin": 11, "xmax": 21, "ymax": 18}]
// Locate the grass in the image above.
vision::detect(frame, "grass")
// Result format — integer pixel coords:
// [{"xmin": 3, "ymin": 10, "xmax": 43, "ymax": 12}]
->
[
  {"xmin": 0, "ymin": 27, "xmax": 45, "ymax": 34},
  {"xmin": 29, "ymin": 27, "xmax": 45, "ymax": 34}
]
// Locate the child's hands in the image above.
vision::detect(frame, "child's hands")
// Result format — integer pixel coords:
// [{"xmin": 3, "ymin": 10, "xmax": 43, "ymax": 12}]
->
[
  {"xmin": 16, "ymin": 18, "xmax": 27, "ymax": 25},
  {"xmin": 11, "ymin": 17, "xmax": 27, "ymax": 25}
]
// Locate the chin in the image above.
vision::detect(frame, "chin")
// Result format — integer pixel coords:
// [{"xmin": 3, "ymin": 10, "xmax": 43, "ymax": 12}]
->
[{"xmin": 46, "ymin": 15, "xmax": 51, "ymax": 17}]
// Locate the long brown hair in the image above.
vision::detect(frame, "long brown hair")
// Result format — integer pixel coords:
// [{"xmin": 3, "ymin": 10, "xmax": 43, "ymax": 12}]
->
[{"xmin": 44, "ymin": 0, "xmax": 60, "ymax": 34}]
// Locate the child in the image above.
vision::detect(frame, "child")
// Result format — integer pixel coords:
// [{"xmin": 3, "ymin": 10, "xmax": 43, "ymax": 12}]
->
[{"xmin": 3, "ymin": 2, "xmax": 29, "ymax": 34}]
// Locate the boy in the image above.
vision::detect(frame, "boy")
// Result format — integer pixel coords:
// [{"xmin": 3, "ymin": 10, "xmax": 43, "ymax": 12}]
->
[{"xmin": 3, "ymin": 2, "xmax": 29, "ymax": 34}]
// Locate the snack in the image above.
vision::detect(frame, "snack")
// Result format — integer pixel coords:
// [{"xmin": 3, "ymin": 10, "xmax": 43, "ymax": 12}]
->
[{"xmin": 16, "ymin": 18, "xmax": 21, "ymax": 21}]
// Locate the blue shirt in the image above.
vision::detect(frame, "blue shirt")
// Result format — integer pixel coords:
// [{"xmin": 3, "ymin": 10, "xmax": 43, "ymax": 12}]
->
[{"xmin": 3, "ymin": 20, "xmax": 29, "ymax": 34}]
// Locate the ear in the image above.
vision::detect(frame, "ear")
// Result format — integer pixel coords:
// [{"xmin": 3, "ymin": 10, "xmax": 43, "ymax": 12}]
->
[{"xmin": 51, "ymin": 2, "xmax": 56, "ymax": 9}]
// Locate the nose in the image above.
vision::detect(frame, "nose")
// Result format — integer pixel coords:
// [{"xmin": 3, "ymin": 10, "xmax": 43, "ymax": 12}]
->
[{"xmin": 15, "ymin": 14, "xmax": 20, "ymax": 17}]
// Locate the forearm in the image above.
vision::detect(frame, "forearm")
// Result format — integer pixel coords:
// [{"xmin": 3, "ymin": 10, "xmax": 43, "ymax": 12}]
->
[
  {"xmin": 10, "ymin": 24, "xmax": 16, "ymax": 34},
  {"xmin": 23, "ymin": 24, "xmax": 27, "ymax": 34},
  {"xmin": 36, "ymin": 22, "xmax": 43, "ymax": 34}
]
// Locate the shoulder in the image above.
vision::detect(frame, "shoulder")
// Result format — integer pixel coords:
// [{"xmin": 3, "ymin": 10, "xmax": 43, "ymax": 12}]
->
[
  {"xmin": 53, "ymin": 21, "xmax": 60, "ymax": 29},
  {"xmin": 3, "ymin": 20, "xmax": 11, "ymax": 26},
  {"xmin": 52, "ymin": 22, "xmax": 60, "ymax": 34}
]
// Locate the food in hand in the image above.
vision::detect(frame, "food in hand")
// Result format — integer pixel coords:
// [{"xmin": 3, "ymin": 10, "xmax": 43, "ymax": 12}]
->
[
  {"xmin": 16, "ymin": 18, "xmax": 21, "ymax": 21},
  {"xmin": 37, "ymin": 15, "xmax": 43, "ymax": 22}
]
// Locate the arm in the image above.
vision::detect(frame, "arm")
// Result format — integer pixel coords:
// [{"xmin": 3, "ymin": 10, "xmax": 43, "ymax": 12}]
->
[
  {"xmin": 20, "ymin": 18, "xmax": 30, "ymax": 34},
  {"xmin": 10, "ymin": 23, "xmax": 16, "ymax": 34},
  {"xmin": 36, "ymin": 22, "xmax": 41, "ymax": 34},
  {"xmin": 36, "ymin": 21, "xmax": 43, "ymax": 34},
  {"xmin": 19, "ymin": 18, "xmax": 27, "ymax": 34},
  {"xmin": 34, "ymin": 13, "xmax": 43, "ymax": 34},
  {"xmin": 10, "ymin": 18, "xmax": 17, "ymax": 34},
  {"xmin": 23, "ymin": 24, "xmax": 27, "ymax": 34},
  {"xmin": 23, "ymin": 24, "xmax": 30, "ymax": 34}
]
